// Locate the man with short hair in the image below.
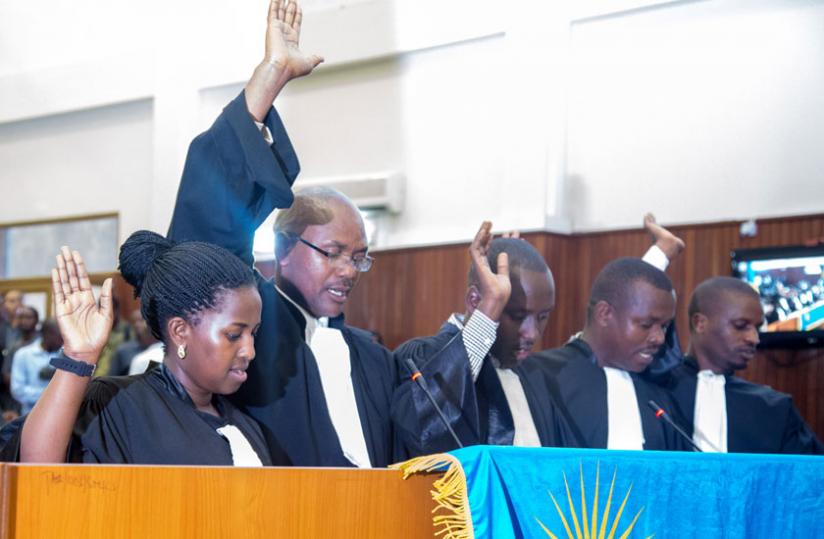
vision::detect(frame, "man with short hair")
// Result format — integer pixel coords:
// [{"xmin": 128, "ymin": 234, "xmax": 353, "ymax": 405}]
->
[
  {"xmin": 525, "ymin": 258, "xmax": 688, "ymax": 450},
  {"xmin": 395, "ymin": 222, "xmax": 560, "ymax": 452},
  {"xmin": 168, "ymin": 0, "xmax": 456, "ymax": 466},
  {"xmin": 667, "ymin": 277, "xmax": 823, "ymax": 454},
  {"xmin": 10, "ymin": 319, "xmax": 62, "ymax": 415},
  {"xmin": 398, "ymin": 217, "xmax": 688, "ymax": 452}
]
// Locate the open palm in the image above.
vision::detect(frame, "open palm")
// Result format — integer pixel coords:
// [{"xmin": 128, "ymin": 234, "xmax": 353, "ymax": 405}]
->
[
  {"xmin": 265, "ymin": 0, "xmax": 323, "ymax": 79},
  {"xmin": 51, "ymin": 247, "xmax": 114, "ymax": 362}
]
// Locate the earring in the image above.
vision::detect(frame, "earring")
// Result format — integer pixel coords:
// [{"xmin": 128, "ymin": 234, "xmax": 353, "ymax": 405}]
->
[{"xmin": 177, "ymin": 344, "xmax": 187, "ymax": 359}]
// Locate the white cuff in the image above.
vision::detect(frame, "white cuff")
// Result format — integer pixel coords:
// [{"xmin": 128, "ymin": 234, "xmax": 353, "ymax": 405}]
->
[
  {"xmin": 642, "ymin": 244, "xmax": 669, "ymax": 272},
  {"xmin": 462, "ymin": 310, "xmax": 499, "ymax": 382},
  {"xmin": 253, "ymin": 120, "xmax": 274, "ymax": 146}
]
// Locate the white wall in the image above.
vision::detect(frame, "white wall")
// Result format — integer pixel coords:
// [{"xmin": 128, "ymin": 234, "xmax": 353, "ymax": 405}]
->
[
  {"xmin": 565, "ymin": 0, "xmax": 824, "ymax": 231},
  {"xmin": 1, "ymin": 0, "xmax": 823, "ymax": 256},
  {"xmin": 0, "ymin": 100, "xmax": 154, "ymax": 243}
]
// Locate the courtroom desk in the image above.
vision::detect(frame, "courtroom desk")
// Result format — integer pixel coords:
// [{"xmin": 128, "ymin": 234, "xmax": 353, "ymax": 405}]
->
[{"xmin": 0, "ymin": 464, "xmax": 437, "ymax": 538}]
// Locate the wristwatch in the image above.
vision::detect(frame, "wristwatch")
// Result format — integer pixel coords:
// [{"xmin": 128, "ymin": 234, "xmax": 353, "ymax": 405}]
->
[{"xmin": 49, "ymin": 349, "xmax": 96, "ymax": 377}]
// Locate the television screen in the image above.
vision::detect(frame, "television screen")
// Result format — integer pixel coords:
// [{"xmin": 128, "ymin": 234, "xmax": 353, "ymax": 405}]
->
[{"xmin": 732, "ymin": 245, "xmax": 824, "ymax": 348}]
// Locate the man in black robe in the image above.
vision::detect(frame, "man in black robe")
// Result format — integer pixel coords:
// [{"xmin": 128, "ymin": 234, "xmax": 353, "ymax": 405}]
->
[
  {"xmin": 395, "ymin": 225, "xmax": 562, "ymax": 453},
  {"xmin": 666, "ymin": 276, "xmax": 823, "ymax": 454},
  {"xmin": 525, "ymin": 258, "xmax": 689, "ymax": 451},
  {"xmin": 167, "ymin": 0, "xmax": 451, "ymax": 467}
]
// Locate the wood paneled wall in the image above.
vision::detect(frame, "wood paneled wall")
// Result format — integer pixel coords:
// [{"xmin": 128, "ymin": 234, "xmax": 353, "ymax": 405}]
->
[{"xmin": 344, "ymin": 214, "xmax": 824, "ymax": 440}]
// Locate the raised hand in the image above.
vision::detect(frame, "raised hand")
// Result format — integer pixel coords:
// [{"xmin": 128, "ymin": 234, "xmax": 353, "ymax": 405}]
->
[
  {"xmin": 51, "ymin": 247, "xmax": 114, "ymax": 364},
  {"xmin": 470, "ymin": 221, "xmax": 511, "ymax": 321},
  {"xmin": 246, "ymin": 0, "xmax": 324, "ymax": 121},
  {"xmin": 264, "ymin": 0, "xmax": 324, "ymax": 78},
  {"xmin": 644, "ymin": 212, "xmax": 685, "ymax": 261}
]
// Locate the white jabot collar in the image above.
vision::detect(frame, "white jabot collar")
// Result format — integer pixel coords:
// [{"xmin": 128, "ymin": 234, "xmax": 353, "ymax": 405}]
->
[
  {"xmin": 274, "ymin": 285, "xmax": 370, "ymax": 467},
  {"xmin": 693, "ymin": 370, "xmax": 727, "ymax": 453},
  {"xmin": 603, "ymin": 367, "xmax": 645, "ymax": 450}
]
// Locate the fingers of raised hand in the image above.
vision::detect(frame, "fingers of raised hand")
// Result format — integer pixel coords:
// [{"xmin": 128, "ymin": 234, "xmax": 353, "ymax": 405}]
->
[
  {"xmin": 294, "ymin": 4, "xmax": 303, "ymax": 35},
  {"xmin": 51, "ymin": 268, "xmax": 66, "ymax": 306},
  {"xmin": 72, "ymin": 250, "xmax": 92, "ymax": 292},
  {"xmin": 471, "ymin": 221, "xmax": 492, "ymax": 253},
  {"xmin": 285, "ymin": 1, "xmax": 297, "ymax": 27},
  {"xmin": 496, "ymin": 252, "xmax": 510, "ymax": 278},
  {"xmin": 61, "ymin": 246, "xmax": 81, "ymax": 292},
  {"xmin": 277, "ymin": 0, "xmax": 286, "ymax": 22},
  {"xmin": 268, "ymin": 0, "xmax": 279, "ymax": 24},
  {"xmin": 98, "ymin": 278, "xmax": 114, "ymax": 320},
  {"xmin": 55, "ymin": 251, "xmax": 73, "ymax": 300}
]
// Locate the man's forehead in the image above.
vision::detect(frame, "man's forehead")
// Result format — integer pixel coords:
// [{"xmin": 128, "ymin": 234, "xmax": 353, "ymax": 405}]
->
[
  {"xmin": 509, "ymin": 269, "xmax": 555, "ymax": 310},
  {"xmin": 304, "ymin": 220, "xmax": 367, "ymax": 249},
  {"xmin": 625, "ymin": 280, "xmax": 675, "ymax": 314},
  {"xmin": 717, "ymin": 290, "xmax": 763, "ymax": 318}
]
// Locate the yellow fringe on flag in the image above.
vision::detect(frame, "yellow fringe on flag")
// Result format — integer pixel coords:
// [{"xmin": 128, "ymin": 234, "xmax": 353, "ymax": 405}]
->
[{"xmin": 391, "ymin": 453, "xmax": 474, "ymax": 539}]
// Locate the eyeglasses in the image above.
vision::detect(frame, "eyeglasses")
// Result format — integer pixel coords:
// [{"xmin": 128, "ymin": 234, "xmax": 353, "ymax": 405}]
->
[{"xmin": 298, "ymin": 238, "xmax": 374, "ymax": 273}]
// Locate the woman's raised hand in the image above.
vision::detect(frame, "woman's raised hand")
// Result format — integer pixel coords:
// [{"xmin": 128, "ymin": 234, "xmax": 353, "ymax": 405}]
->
[{"xmin": 51, "ymin": 247, "xmax": 114, "ymax": 364}]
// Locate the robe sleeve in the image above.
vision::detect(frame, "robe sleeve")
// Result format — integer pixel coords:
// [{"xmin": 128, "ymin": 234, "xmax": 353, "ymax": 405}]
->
[
  {"xmin": 77, "ymin": 379, "xmax": 134, "ymax": 463},
  {"xmin": 0, "ymin": 378, "xmax": 134, "ymax": 463},
  {"xmin": 391, "ymin": 332, "xmax": 483, "ymax": 456},
  {"xmin": 780, "ymin": 401, "xmax": 824, "ymax": 455},
  {"xmin": 167, "ymin": 90, "xmax": 299, "ymax": 266}
]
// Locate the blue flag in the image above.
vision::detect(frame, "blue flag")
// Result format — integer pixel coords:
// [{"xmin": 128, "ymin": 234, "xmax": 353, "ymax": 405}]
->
[{"xmin": 398, "ymin": 446, "xmax": 824, "ymax": 539}]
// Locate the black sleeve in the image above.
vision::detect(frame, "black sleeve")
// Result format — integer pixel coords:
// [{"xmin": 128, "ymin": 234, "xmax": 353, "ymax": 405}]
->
[
  {"xmin": 780, "ymin": 400, "xmax": 824, "ymax": 455},
  {"xmin": 167, "ymin": 90, "xmax": 299, "ymax": 265},
  {"xmin": 0, "ymin": 377, "xmax": 134, "ymax": 463},
  {"xmin": 76, "ymin": 378, "xmax": 135, "ymax": 463},
  {"xmin": 392, "ymin": 333, "xmax": 483, "ymax": 456}
]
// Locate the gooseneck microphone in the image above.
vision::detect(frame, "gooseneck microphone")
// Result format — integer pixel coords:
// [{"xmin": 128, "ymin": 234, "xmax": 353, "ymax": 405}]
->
[
  {"xmin": 647, "ymin": 400, "xmax": 703, "ymax": 452},
  {"xmin": 404, "ymin": 357, "xmax": 464, "ymax": 449}
]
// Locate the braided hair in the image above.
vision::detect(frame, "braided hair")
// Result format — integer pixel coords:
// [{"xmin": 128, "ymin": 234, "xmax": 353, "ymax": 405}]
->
[{"xmin": 119, "ymin": 231, "xmax": 256, "ymax": 341}]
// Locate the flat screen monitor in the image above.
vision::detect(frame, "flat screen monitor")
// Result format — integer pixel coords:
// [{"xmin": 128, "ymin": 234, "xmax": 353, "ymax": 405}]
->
[{"xmin": 731, "ymin": 245, "xmax": 824, "ymax": 348}]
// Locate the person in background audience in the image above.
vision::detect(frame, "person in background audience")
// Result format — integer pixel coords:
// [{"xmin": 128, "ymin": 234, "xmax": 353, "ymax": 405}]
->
[
  {"xmin": 110, "ymin": 309, "xmax": 158, "ymax": 376},
  {"xmin": 665, "ymin": 277, "xmax": 824, "ymax": 454},
  {"xmin": 0, "ymin": 290, "xmax": 24, "ymax": 373},
  {"xmin": 128, "ymin": 332, "xmax": 164, "ymax": 375},
  {"xmin": 7, "ymin": 233, "xmax": 270, "ymax": 465},
  {"xmin": 0, "ymin": 306, "xmax": 39, "ymax": 420},
  {"xmin": 4, "ymin": 306, "xmax": 40, "ymax": 376},
  {"xmin": 10, "ymin": 319, "xmax": 62, "ymax": 414}
]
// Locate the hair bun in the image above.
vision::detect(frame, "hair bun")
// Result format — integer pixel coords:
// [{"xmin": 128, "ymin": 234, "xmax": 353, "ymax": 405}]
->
[{"xmin": 119, "ymin": 230, "xmax": 175, "ymax": 297}]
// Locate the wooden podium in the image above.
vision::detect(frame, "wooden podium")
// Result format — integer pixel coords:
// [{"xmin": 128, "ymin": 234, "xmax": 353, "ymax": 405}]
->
[{"xmin": 0, "ymin": 464, "xmax": 437, "ymax": 538}]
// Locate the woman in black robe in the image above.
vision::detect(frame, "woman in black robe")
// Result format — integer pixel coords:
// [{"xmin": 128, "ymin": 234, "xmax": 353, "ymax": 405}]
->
[{"xmin": 13, "ymin": 231, "xmax": 271, "ymax": 466}]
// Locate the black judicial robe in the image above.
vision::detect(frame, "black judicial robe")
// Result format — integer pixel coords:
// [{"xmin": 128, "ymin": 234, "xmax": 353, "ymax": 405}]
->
[
  {"xmin": 666, "ymin": 357, "xmax": 824, "ymax": 455},
  {"xmin": 230, "ymin": 277, "xmax": 408, "ymax": 466},
  {"xmin": 394, "ymin": 322, "xmax": 570, "ymax": 453},
  {"xmin": 524, "ymin": 339, "xmax": 689, "ymax": 451},
  {"xmin": 167, "ymin": 91, "xmax": 430, "ymax": 466},
  {"xmin": 0, "ymin": 365, "xmax": 272, "ymax": 465}
]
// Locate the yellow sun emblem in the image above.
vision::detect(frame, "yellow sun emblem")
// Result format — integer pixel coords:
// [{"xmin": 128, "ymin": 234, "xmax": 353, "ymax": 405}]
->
[{"xmin": 535, "ymin": 462, "xmax": 654, "ymax": 539}]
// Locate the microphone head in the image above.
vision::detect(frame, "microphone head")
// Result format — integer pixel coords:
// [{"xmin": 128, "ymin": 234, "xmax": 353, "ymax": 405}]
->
[
  {"xmin": 404, "ymin": 357, "xmax": 420, "ymax": 375},
  {"xmin": 647, "ymin": 400, "xmax": 667, "ymax": 419}
]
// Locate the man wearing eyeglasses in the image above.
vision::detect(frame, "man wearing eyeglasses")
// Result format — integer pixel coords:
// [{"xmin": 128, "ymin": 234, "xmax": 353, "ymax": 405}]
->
[{"xmin": 167, "ymin": 0, "xmax": 455, "ymax": 467}]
